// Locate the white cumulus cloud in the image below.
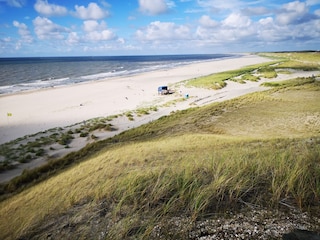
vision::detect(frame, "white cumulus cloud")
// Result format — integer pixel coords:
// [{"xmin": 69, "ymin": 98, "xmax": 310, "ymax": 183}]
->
[
  {"xmin": 222, "ymin": 13, "xmax": 252, "ymax": 28},
  {"xmin": 136, "ymin": 21, "xmax": 191, "ymax": 41},
  {"xmin": 74, "ymin": 2, "xmax": 109, "ymax": 20},
  {"xmin": 82, "ymin": 20, "xmax": 116, "ymax": 41},
  {"xmin": 199, "ymin": 15, "xmax": 218, "ymax": 28},
  {"xmin": 242, "ymin": 7, "xmax": 270, "ymax": 16},
  {"xmin": 83, "ymin": 20, "xmax": 107, "ymax": 32},
  {"xmin": 13, "ymin": 20, "xmax": 33, "ymax": 43},
  {"xmin": 67, "ymin": 32, "xmax": 80, "ymax": 44},
  {"xmin": 276, "ymin": 1, "xmax": 309, "ymax": 25},
  {"xmin": 196, "ymin": 12, "xmax": 256, "ymax": 45},
  {"xmin": 138, "ymin": 0, "xmax": 170, "ymax": 15},
  {"xmin": 34, "ymin": 0, "xmax": 67, "ymax": 17},
  {"xmin": 85, "ymin": 30, "xmax": 115, "ymax": 41},
  {"xmin": 33, "ymin": 16, "xmax": 69, "ymax": 40}
]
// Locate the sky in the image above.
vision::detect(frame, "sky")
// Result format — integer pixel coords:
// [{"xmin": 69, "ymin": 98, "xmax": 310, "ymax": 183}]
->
[{"xmin": 0, "ymin": 0, "xmax": 319, "ymax": 57}]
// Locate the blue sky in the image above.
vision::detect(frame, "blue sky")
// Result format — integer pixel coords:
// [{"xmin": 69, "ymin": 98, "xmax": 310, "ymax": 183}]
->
[{"xmin": 0, "ymin": 0, "xmax": 319, "ymax": 57}]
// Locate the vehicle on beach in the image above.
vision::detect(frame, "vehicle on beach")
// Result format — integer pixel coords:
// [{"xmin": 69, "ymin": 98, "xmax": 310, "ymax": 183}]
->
[{"xmin": 158, "ymin": 86, "xmax": 174, "ymax": 95}]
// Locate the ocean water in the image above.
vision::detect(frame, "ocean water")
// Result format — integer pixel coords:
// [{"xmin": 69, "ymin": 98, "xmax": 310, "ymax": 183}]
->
[{"xmin": 0, "ymin": 54, "xmax": 234, "ymax": 95}]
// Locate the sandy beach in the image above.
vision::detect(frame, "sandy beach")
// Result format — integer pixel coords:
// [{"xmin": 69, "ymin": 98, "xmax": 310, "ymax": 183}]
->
[
  {"xmin": 0, "ymin": 54, "xmax": 273, "ymax": 145},
  {"xmin": 1, "ymin": 54, "xmax": 320, "ymax": 183}
]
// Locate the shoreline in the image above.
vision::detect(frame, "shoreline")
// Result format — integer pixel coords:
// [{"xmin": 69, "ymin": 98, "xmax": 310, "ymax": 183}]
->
[
  {"xmin": 0, "ymin": 54, "xmax": 240, "ymax": 96},
  {"xmin": 0, "ymin": 54, "xmax": 270, "ymax": 144},
  {"xmin": 0, "ymin": 53, "xmax": 319, "ymax": 183},
  {"xmin": 0, "ymin": 53, "xmax": 276, "ymax": 183}
]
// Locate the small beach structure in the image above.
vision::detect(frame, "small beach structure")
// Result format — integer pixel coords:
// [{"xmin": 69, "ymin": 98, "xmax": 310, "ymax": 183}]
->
[
  {"xmin": 158, "ymin": 86, "xmax": 168, "ymax": 95},
  {"xmin": 158, "ymin": 86, "xmax": 174, "ymax": 95}
]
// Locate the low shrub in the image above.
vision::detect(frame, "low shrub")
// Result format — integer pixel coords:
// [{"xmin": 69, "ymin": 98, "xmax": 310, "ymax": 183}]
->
[
  {"xmin": 58, "ymin": 133, "xmax": 74, "ymax": 145},
  {"xmin": 80, "ymin": 132, "xmax": 88, "ymax": 138}
]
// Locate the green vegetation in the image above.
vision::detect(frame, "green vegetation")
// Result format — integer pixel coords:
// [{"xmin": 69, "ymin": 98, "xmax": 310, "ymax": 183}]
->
[
  {"xmin": 79, "ymin": 131, "xmax": 89, "ymax": 137},
  {"xmin": 257, "ymin": 66, "xmax": 278, "ymax": 78},
  {"xmin": 0, "ymin": 135, "xmax": 58, "ymax": 171},
  {"xmin": 0, "ymin": 105, "xmax": 153, "ymax": 172},
  {"xmin": 260, "ymin": 51, "xmax": 320, "ymax": 63},
  {"xmin": 186, "ymin": 61, "xmax": 279, "ymax": 89},
  {"xmin": 125, "ymin": 111, "xmax": 134, "ymax": 121},
  {"xmin": 136, "ymin": 106, "xmax": 158, "ymax": 116},
  {"xmin": 240, "ymin": 73, "xmax": 260, "ymax": 82},
  {"xmin": 105, "ymin": 114, "xmax": 118, "ymax": 121},
  {"xmin": 161, "ymin": 97, "xmax": 187, "ymax": 107},
  {"xmin": 125, "ymin": 106, "xmax": 159, "ymax": 119},
  {"xmin": 259, "ymin": 52, "xmax": 320, "ymax": 71},
  {"xmin": 58, "ymin": 133, "xmax": 74, "ymax": 146},
  {"xmin": 0, "ymin": 52, "xmax": 319, "ymax": 239},
  {"xmin": 262, "ymin": 76, "xmax": 317, "ymax": 89},
  {"xmin": 0, "ymin": 116, "xmax": 119, "ymax": 171},
  {"xmin": 187, "ymin": 52, "xmax": 319, "ymax": 90}
]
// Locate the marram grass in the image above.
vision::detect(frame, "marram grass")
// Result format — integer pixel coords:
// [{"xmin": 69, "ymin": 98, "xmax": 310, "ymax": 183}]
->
[
  {"xmin": 186, "ymin": 61, "xmax": 279, "ymax": 89},
  {"xmin": 0, "ymin": 52, "xmax": 320, "ymax": 239},
  {"xmin": 0, "ymin": 134, "xmax": 319, "ymax": 239},
  {"xmin": 187, "ymin": 51, "xmax": 319, "ymax": 90}
]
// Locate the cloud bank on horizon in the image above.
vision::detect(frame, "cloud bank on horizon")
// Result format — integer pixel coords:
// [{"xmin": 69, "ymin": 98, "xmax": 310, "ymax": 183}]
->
[{"xmin": 0, "ymin": 0, "xmax": 319, "ymax": 56}]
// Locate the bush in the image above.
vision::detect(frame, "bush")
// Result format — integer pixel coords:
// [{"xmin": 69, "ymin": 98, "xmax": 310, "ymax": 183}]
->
[
  {"xmin": 241, "ymin": 73, "xmax": 260, "ymax": 82},
  {"xmin": 18, "ymin": 154, "xmax": 33, "ymax": 163},
  {"xmin": 58, "ymin": 133, "xmax": 74, "ymax": 145},
  {"xmin": 89, "ymin": 123, "xmax": 107, "ymax": 131},
  {"xmin": 80, "ymin": 132, "xmax": 89, "ymax": 138},
  {"xmin": 91, "ymin": 134, "xmax": 98, "ymax": 140},
  {"xmin": 257, "ymin": 67, "xmax": 278, "ymax": 78},
  {"xmin": 35, "ymin": 148, "xmax": 45, "ymax": 156}
]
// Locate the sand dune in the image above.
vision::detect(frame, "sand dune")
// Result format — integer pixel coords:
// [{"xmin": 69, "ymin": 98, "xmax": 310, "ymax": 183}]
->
[
  {"xmin": 1, "ymin": 54, "xmax": 319, "ymax": 182},
  {"xmin": 0, "ymin": 54, "xmax": 271, "ymax": 144}
]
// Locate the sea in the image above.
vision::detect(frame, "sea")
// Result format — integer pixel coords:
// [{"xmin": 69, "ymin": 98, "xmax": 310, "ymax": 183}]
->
[{"xmin": 0, "ymin": 54, "xmax": 235, "ymax": 95}]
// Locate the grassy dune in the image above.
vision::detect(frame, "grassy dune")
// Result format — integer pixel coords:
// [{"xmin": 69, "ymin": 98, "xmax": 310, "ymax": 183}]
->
[
  {"xmin": 0, "ymin": 52, "xmax": 319, "ymax": 239},
  {"xmin": 185, "ymin": 61, "xmax": 279, "ymax": 89}
]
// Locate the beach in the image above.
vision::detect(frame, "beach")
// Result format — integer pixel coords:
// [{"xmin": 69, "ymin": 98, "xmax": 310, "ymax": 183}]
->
[
  {"xmin": 1, "ymin": 53, "xmax": 319, "ymax": 183},
  {"xmin": 0, "ymin": 54, "xmax": 273, "ymax": 145}
]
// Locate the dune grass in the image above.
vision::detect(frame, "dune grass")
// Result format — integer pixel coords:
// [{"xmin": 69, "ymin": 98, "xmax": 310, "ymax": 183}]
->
[
  {"xmin": 0, "ymin": 106, "xmax": 158, "ymax": 172},
  {"xmin": 260, "ymin": 51, "xmax": 320, "ymax": 63},
  {"xmin": 1, "ymin": 72, "xmax": 320, "ymax": 239},
  {"xmin": 0, "ymin": 52, "xmax": 319, "ymax": 239},
  {"xmin": 1, "ymin": 133, "xmax": 319, "ymax": 239},
  {"xmin": 259, "ymin": 52, "xmax": 320, "ymax": 71},
  {"xmin": 186, "ymin": 61, "xmax": 279, "ymax": 89},
  {"xmin": 187, "ymin": 51, "xmax": 319, "ymax": 90}
]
